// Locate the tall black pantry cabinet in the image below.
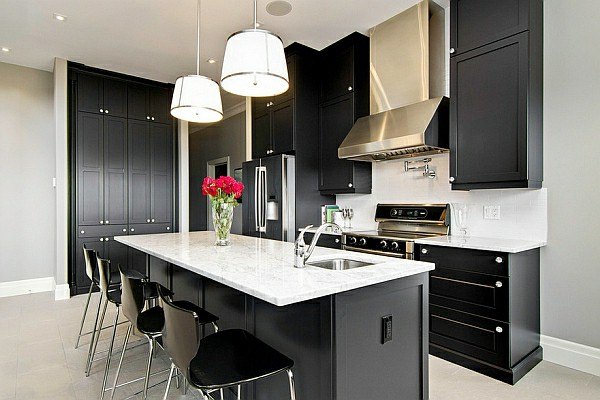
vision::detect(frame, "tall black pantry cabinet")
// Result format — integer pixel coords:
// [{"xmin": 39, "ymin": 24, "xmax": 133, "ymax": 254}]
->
[{"xmin": 69, "ymin": 64, "xmax": 176, "ymax": 296}]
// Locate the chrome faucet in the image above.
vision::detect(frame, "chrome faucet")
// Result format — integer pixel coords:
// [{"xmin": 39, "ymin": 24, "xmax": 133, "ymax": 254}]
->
[{"xmin": 294, "ymin": 223, "xmax": 342, "ymax": 268}]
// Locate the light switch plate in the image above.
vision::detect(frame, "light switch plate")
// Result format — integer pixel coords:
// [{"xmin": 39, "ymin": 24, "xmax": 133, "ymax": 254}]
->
[{"xmin": 484, "ymin": 205, "xmax": 501, "ymax": 220}]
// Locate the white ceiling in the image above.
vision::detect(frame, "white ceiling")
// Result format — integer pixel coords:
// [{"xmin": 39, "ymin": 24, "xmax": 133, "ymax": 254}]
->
[{"xmin": 0, "ymin": 0, "xmax": 426, "ymax": 86}]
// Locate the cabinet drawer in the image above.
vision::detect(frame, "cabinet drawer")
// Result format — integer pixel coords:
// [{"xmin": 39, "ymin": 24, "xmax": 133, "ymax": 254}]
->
[
  {"xmin": 430, "ymin": 268, "xmax": 509, "ymax": 321},
  {"xmin": 304, "ymin": 232, "xmax": 342, "ymax": 249},
  {"xmin": 128, "ymin": 223, "xmax": 172, "ymax": 235},
  {"xmin": 430, "ymin": 305, "xmax": 509, "ymax": 367},
  {"xmin": 419, "ymin": 245, "xmax": 508, "ymax": 277},
  {"xmin": 77, "ymin": 225, "xmax": 128, "ymax": 238}
]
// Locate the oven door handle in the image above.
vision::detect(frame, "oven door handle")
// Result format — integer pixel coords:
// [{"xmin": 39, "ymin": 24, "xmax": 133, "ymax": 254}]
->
[{"xmin": 342, "ymin": 245, "xmax": 410, "ymax": 259}]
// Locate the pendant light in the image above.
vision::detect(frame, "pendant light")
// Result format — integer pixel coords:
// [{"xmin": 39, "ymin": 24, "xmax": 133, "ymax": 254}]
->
[
  {"xmin": 171, "ymin": 0, "xmax": 223, "ymax": 123},
  {"xmin": 220, "ymin": 0, "xmax": 289, "ymax": 97}
]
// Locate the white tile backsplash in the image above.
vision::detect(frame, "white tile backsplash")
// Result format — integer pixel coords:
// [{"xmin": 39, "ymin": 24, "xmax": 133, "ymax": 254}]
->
[{"xmin": 336, "ymin": 154, "xmax": 547, "ymax": 242}]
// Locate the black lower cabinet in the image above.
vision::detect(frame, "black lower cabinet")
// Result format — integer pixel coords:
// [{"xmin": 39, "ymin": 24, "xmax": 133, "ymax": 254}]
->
[
  {"xmin": 418, "ymin": 245, "xmax": 542, "ymax": 384},
  {"xmin": 151, "ymin": 259, "xmax": 429, "ymax": 400}
]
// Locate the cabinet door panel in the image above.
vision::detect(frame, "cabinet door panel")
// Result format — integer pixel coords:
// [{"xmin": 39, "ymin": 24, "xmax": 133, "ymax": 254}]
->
[
  {"xmin": 273, "ymin": 56, "xmax": 296, "ymax": 103},
  {"xmin": 128, "ymin": 120, "xmax": 151, "ymax": 223},
  {"xmin": 150, "ymin": 124, "xmax": 173, "ymax": 224},
  {"xmin": 171, "ymin": 265, "xmax": 201, "ymax": 305},
  {"xmin": 77, "ymin": 113, "xmax": 104, "ymax": 226},
  {"xmin": 77, "ymin": 74, "xmax": 103, "ymax": 114},
  {"xmin": 105, "ymin": 237, "xmax": 129, "ymax": 271},
  {"xmin": 149, "ymin": 87, "xmax": 171, "ymax": 124},
  {"xmin": 451, "ymin": 0, "xmax": 529, "ymax": 56},
  {"xmin": 127, "ymin": 83, "xmax": 149, "ymax": 121},
  {"xmin": 321, "ymin": 45, "xmax": 354, "ymax": 102},
  {"xmin": 202, "ymin": 280, "xmax": 247, "ymax": 330},
  {"xmin": 319, "ymin": 95, "xmax": 354, "ymax": 191},
  {"xmin": 271, "ymin": 99, "xmax": 294, "ymax": 154},
  {"xmin": 103, "ymin": 116, "xmax": 128, "ymax": 225},
  {"xmin": 74, "ymin": 237, "xmax": 104, "ymax": 288},
  {"xmin": 103, "ymin": 78, "xmax": 128, "ymax": 117},
  {"xmin": 252, "ymin": 111, "xmax": 271, "ymax": 159},
  {"xmin": 451, "ymin": 33, "xmax": 528, "ymax": 185}
]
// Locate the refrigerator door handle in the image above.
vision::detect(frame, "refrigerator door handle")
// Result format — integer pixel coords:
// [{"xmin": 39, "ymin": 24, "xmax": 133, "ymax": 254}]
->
[
  {"xmin": 254, "ymin": 166, "xmax": 260, "ymax": 232},
  {"xmin": 259, "ymin": 166, "xmax": 267, "ymax": 233}
]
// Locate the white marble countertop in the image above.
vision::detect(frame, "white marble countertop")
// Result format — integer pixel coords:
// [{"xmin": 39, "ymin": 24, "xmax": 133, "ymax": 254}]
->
[
  {"xmin": 415, "ymin": 235, "xmax": 546, "ymax": 253},
  {"xmin": 115, "ymin": 232, "xmax": 434, "ymax": 306}
]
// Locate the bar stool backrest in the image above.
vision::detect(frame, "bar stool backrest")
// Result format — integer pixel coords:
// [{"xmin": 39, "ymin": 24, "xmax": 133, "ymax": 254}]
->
[
  {"xmin": 96, "ymin": 256, "xmax": 112, "ymax": 296},
  {"xmin": 118, "ymin": 265, "xmax": 145, "ymax": 329},
  {"xmin": 159, "ymin": 287, "xmax": 201, "ymax": 381},
  {"xmin": 83, "ymin": 246, "xmax": 97, "ymax": 282}
]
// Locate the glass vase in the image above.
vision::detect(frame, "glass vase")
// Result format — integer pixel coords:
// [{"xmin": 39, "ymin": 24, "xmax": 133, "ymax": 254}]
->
[{"xmin": 212, "ymin": 201, "xmax": 234, "ymax": 246}]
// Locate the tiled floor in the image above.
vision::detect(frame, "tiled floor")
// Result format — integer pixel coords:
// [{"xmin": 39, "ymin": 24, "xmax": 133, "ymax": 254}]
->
[{"xmin": 1, "ymin": 291, "xmax": 599, "ymax": 400}]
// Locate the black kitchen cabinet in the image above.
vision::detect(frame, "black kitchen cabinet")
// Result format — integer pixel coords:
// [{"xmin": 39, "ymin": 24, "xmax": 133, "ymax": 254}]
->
[
  {"xmin": 69, "ymin": 63, "xmax": 176, "ymax": 295},
  {"xmin": 318, "ymin": 33, "xmax": 371, "ymax": 195},
  {"xmin": 251, "ymin": 108, "xmax": 271, "ymax": 159},
  {"xmin": 418, "ymin": 244, "xmax": 542, "ymax": 384},
  {"xmin": 128, "ymin": 83, "xmax": 171, "ymax": 124},
  {"xmin": 77, "ymin": 73, "xmax": 127, "ymax": 117},
  {"xmin": 449, "ymin": 0, "xmax": 543, "ymax": 190},
  {"xmin": 450, "ymin": 0, "xmax": 538, "ymax": 56}
]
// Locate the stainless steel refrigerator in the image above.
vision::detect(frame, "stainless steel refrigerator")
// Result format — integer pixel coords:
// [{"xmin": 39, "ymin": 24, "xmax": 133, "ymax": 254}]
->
[{"xmin": 242, "ymin": 154, "xmax": 296, "ymax": 241}]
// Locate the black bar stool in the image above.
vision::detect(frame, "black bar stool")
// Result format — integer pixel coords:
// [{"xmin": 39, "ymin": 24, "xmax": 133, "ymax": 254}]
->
[
  {"xmin": 109, "ymin": 265, "xmax": 219, "ymax": 400},
  {"xmin": 75, "ymin": 246, "xmax": 121, "ymax": 349},
  {"xmin": 159, "ymin": 287, "xmax": 297, "ymax": 400}
]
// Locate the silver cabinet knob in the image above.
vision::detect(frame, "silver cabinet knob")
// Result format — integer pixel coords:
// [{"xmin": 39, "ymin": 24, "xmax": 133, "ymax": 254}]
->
[
  {"xmin": 80, "ymin": 230, "xmax": 85, "ymax": 234},
  {"xmin": 421, "ymin": 248, "xmax": 428, "ymax": 254},
  {"xmin": 495, "ymin": 326, "xmax": 503, "ymax": 333},
  {"xmin": 335, "ymin": 238, "xmax": 340, "ymax": 243},
  {"xmin": 122, "ymin": 228, "xmax": 127, "ymax": 232},
  {"xmin": 105, "ymin": 220, "xmax": 109, "ymax": 224},
  {"xmin": 99, "ymin": 108, "xmax": 104, "ymax": 113},
  {"xmin": 146, "ymin": 116, "xmax": 150, "ymax": 120},
  {"xmin": 130, "ymin": 228, "xmax": 135, "ymax": 232},
  {"xmin": 495, "ymin": 256, "xmax": 503, "ymax": 264},
  {"xmin": 151, "ymin": 117, "xmax": 155, "ymax": 121},
  {"xmin": 495, "ymin": 281, "xmax": 503, "ymax": 288},
  {"xmin": 99, "ymin": 220, "xmax": 104, "ymax": 224},
  {"xmin": 104, "ymin": 109, "xmax": 109, "ymax": 114},
  {"xmin": 105, "ymin": 237, "xmax": 109, "ymax": 241},
  {"xmin": 348, "ymin": 183, "xmax": 353, "ymax": 188},
  {"xmin": 348, "ymin": 86, "xmax": 353, "ymax": 91},
  {"xmin": 151, "ymin": 218, "xmax": 155, "ymax": 223},
  {"xmin": 100, "ymin": 238, "xmax": 104, "ymax": 242},
  {"xmin": 359, "ymin": 238, "xmax": 367, "ymax": 246},
  {"xmin": 449, "ymin": 176, "xmax": 455, "ymax": 183},
  {"xmin": 147, "ymin": 219, "xmax": 151, "ymax": 223},
  {"xmin": 166, "ymin": 226, "xmax": 170, "ymax": 230},
  {"xmin": 450, "ymin": 47, "xmax": 456, "ymax": 54}
]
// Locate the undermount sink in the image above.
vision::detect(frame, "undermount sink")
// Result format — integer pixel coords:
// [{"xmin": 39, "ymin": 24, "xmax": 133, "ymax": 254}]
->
[{"xmin": 307, "ymin": 258, "xmax": 374, "ymax": 270}]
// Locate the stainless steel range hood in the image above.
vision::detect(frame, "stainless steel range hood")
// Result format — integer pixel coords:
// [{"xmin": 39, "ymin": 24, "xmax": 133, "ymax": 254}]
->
[{"xmin": 338, "ymin": 0, "xmax": 449, "ymax": 162}]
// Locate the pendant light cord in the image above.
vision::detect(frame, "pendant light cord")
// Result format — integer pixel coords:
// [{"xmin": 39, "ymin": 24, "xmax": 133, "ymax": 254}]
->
[
  {"xmin": 253, "ymin": 0, "xmax": 258, "ymax": 29},
  {"xmin": 196, "ymin": 0, "xmax": 201, "ymax": 75}
]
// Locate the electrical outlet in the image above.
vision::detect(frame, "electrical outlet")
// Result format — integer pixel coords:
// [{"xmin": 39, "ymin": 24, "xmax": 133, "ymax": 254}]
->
[{"xmin": 484, "ymin": 205, "xmax": 501, "ymax": 220}]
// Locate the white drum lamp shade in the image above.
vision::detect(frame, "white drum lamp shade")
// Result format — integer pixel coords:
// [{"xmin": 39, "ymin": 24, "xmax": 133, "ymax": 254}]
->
[
  {"xmin": 171, "ymin": 75, "xmax": 223, "ymax": 123},
  {"xmin": 220, "ymin": 29, "xmax": 289, "ymax": 97}
]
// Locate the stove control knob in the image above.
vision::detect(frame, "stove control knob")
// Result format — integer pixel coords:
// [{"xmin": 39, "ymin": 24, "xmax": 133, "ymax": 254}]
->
[
  {"xmin": 391, "ymin": 209, "xmax": 398, "ymax": 216},
  {"xmin": 380, "ymin": 240, "xmax": 388, "ymax": 249},
  {"xmin": 391, "ymin": 242, "xmax": 399, "ymax": 250},
  {"xmin": 359, "ymin": 238, "xmax": 367, "ymax": 246},
  {"xmin": 348, "ymin": 236, "xmax": 357, "ymax": 245}
]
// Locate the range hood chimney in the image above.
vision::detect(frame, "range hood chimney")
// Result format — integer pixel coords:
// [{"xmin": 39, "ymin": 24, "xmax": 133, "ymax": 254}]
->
[{"xmin": 338, "ymin": 0, "xmax": 449, "ymax": 162}]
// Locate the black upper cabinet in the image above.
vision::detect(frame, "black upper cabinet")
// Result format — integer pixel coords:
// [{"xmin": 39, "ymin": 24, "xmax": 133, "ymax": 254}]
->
[
  {"xmin": 251, "ymin": 108, "xmax": 271, "ymax": 159},
  {"xmin": 150, "ymin": 123, "xmax": 173, "ymax": 224},
  {"xmin": 450, "ymin": 0, "xmax": 543, "ymax": 190},
  {"xmin": 450, "ymin": 0, "xmax": 533, "ymax": 56},
  {"xmin": 128, "ymin": 83, "xmax": 172, "ymax": 123},
  {"xmin": 103, "ymin": 116, "xmax": 128, "ymax": 225},
  {"xmin": 77, "ymin": 74, "xmax": 127, "ymax": 117},
  {"xmin": 270, "ymin": 99, "xmax": 295, "ymax": 155},
  {"xmin": 318, "ymin": 32, "xmax": 371, "ymax": 195},
  {"xmin": 77, "ymin": 112, "xmax": 104, "ymax": 226},
  {"xmin": 128, "ymin": 120, "xmax": 152, "ymax": 224}
]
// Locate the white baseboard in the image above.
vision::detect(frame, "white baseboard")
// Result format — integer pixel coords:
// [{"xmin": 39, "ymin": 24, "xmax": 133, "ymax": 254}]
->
[
  {"xmin": 541, "ymin": 335, "xmax": 600, "ymax": 377},
  {"xmin": 0, "ymin": 277, "xmax": 56, "ymax": 298},
  {"xmin": 54, "ymin": 283, "xmax": 70, "ymax": 300}
]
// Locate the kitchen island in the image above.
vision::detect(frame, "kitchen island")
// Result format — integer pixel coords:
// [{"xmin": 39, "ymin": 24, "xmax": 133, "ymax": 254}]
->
[{"xmin": 116, "ymin": 232, "xmax": 434, "ymax": 400}]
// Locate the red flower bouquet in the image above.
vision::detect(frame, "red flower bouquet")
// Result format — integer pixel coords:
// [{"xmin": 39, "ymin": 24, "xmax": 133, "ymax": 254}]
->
[{"xmin": 202, "ymin": 176, "xmax": 244, "ymax": 246}]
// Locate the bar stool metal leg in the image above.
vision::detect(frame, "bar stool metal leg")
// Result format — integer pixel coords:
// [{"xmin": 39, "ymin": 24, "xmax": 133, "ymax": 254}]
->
[
  {"xmin": 237, "ymin": 385, "xmax": 241, "ymax": 400},
  {"xmin": 86, "ymin": 293, "xmax": 107, "ymax": 376},
  {"xmin": 75, "ymin": 283, "xmax": 95, "ymax": 349},
  {"xmin": 100, "ymin": 305, "xmax": 120, "ymax": 400},
  {"xmin": 163, "ymin": 363, "xmax": 176, "ymax": 400},
  {"xmin": 287, "ymin": 369, "xmax": 296, "ymax": 400},
  {"xmin": 109, "ymin": 322, "xmax": 133, "ymax": 400},
  {"xmin": 143, "ymin": 338, "xmax": 155, "ymax": 399}
]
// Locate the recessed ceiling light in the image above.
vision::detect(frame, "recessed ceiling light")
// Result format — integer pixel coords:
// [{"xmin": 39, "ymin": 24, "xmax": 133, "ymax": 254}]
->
[
  {"xmin": 53, "ymin": 13, "xmax": 67, "ymax": 21},
  {"xmin": 266, "ymin": 1, "xmax": 292, "ymax": 16},
  {"xmin": 1, "ymin": 47, "xmax": 10, "ymax": 53},
  {"xmin": 207, "ymin": 58, "xmax": 217, "ymax": 64}
]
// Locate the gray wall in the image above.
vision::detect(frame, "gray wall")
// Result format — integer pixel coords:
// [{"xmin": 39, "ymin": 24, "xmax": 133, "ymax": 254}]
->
[
  {"xmin": 189, "ymin": 112, "xmax": 246, "ymax": 233},
  {"xmin": 0, "ymin": 62, "xmax": 55, "ymax": 282},
  {"xmin": 541, "ymin": 0, "xmax": 600, "ymax": 348}
]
